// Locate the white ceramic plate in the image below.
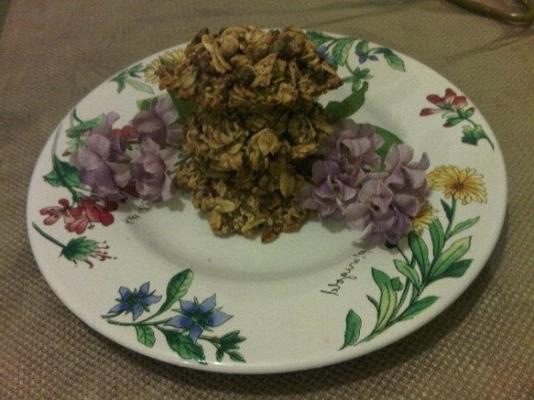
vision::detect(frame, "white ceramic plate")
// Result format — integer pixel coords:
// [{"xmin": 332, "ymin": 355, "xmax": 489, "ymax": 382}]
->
[{"xmin": 27, "ymin": 31, "xmax": 506, "ymax": 374}]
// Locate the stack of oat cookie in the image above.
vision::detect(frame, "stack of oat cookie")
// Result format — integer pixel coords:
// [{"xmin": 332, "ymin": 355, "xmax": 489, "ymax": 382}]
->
[{"xmin": 154, "ymin": 26, "xmax": 342, "ymax": 242}]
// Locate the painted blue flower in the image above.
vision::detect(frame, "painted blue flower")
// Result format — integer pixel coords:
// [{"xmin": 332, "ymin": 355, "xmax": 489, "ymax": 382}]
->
[
  {"xmin": 166, "ymin": 294, "xmax": 232, "ymax": 342},
  {"xmin": 358, "ymin": 54, "xmax": 378, "ymax": 64},
  {"xmin": 107, "ymin": 282, "xmax": 162, "ymax": 321},
  {"xmin": 316, "ymin": 45, "xmax": 337, "ymax": 67}
]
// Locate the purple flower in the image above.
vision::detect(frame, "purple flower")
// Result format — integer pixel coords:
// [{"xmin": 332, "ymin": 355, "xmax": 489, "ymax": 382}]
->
[
  {"xmin": 384, "ymin": 144, "xmax": 429, "ymax": 193},
  {"xmin": 301, "ymin": 159, "xmax": 361, "ymax": 218},
  {"xmin": 344, "ymin": 144, "xmax": 429, "ymax": 246},
  {"xmin": 107, "ymin": 282, "xmax": 162, "ymax": 321},
  {"xmin": 131, "ymin": 95, "xmax": 182, "ymax": 146},
  {"xmin": 130, "ymin": 138, "xmax": 178, "ymax": 201},
  {"xmin": 71, "ymin": 115, "xmax": 131, "ymax": 199},
  {"xmin": 166, "ymin": 294, "xmax": 232, "ymax": 342},
  {"xmin": 324, "ymin": 121, "xmax": 384, "ymax": 170}
]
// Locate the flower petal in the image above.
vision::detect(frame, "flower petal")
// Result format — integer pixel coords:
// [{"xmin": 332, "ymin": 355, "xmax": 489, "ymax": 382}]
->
[
  {"xmin": 180, "ymin": 299, "xmax": 197, "ymax": 314},
  {"xmin": 108, "ymin": 302, "xmax": 128, "ymax": 314},
  {"xmin": 166, "ymin": 315, "xmax": 193, "ymax": 329},
  {"xmin": 138, "ymin": 282, "xmax": 150, "ymax": 296},
  {"xmin": 131, "ymin": 303, "xmax": 144, "ymax": 321},
  {"xmin": 118, "ymin": 286, "xmax": 132, "ymax": 301},
  {"xmin": 207, "ymin": 311, "xmax": 232, "ymax": 327},
  {"xmin": 189, "ymin": 324, "xmax": 203, "ymax": 343},
  {"xmin": 198, "ymin": 294, "xmax": 217, "ymax": 313},
  {"xmin": 141, "ymin": 294, "xmax": 162, "ymax": 306}
]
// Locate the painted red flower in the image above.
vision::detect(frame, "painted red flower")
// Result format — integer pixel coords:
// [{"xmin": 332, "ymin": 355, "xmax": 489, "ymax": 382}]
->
[
  {"xmin": 40, "ymin": 197, "xmax": 117, "ymax": 234},
  {"xmin": 420, "ymin": 88, "xmax": 471, "ymax": 116}
]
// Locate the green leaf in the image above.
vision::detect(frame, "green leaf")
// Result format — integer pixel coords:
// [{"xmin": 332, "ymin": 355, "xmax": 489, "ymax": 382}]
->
[
  {"xmin": 215, "ymin": 348, "xmax": 225, "ymax": 362},
  {"xmin": 170, "ymin": 92, "xmax": 197, "ymax": 123},
  {"xmin": 462, "ymin": 125, "xmax": 489, "ymax": 146},
  {"xmin": 374, "ymin": 126, "xmax": 403, "ymax": 160},
  {"xmin": 351, "ymin": 77, "xmax": 362, "ymax": 92},
  {"xmin": 444, "ymin": 116, "xmax": 464, "ymax": 127},
  {"xmin": 135, "ymin": 325, "xmax": 156, "ymax": 347},
  {"xmin": 325, "ymin": 81, "xmax": 368, "ymax": 121},
  {"xmin": 341, "ymin": 310, "xmax": 362, "ymax": 349},
  {"xmin": 157, "ymin": 269, "xmax": 193, "ymax": 313},
  {"xmin": 220, "ymin": 330, "xmax": 246, "ymax": 350},
  {"xmin": 66, "ymin": 114, "xmax": 105, "ymax": 138},
  {"xmin": 306, "ymin": 31, "xmax": 335, "ymax": 47},
  {"xmin": 429, "ymin": 218, "xmax": 445, "ymax": 258},
  {"xmin": 61, "ymin": 237, "xmax": 97, "ymax": 262},
  {"xmin": 448, "ymin": 217, "xmax": 480, "ymax": 238},
  {"xmin": 227, "ymin": 351, "xmax": 246, "ymax": 363},
  {"xmin": 408, "ymin": 232, "xmax": 430, "ymax": 278},
  {"xmin": 355, "ymin": 40, "xmax": 369, "ymax": 56},
  {"xmin": 391, "ymin": 277, "xmax": 404, "ymax": 291},
  {"xmin": 430, "ymin": 237, "xmax": 471, "ymax": 279},
  {"xmin": 437, "ymin": 258, "xmax": 473, "ymax": 279},
  {"xmin": 44, "ymin": 155, "xmax": 82, "ymax": 190},
  {"xmin": 367, "ymin": 295, "xmax": 379, "ymax": 312},
  {"xmin": 382, "ymin": 49, "xmax": 405, "ymax": 71},
  {"xmin": 136, "ymin": 96, "xmax": 158, "ymax": 111},
  {"xmin": 127, "ymin": 63, "xmax": 144, "ymax": 78},
  {"xmin": 125, "ymin": 78, "xmax": 154, "ymax": 94},
  {"xmin": 161, "ymin": 329, "xmax": 205, "ymax": 363},
  {"xmin": 440, "ymin": 199, "xmax": 453, "ymax": 222},
  {"xmin": 112, "ymin": 74, "xmax": 127, "ymax": 93},
  {"xmin": 394, "ymin": 259, "xmax": 421, "ymax": 287},
  {"xmin": 372, "ymin": 268, "xmax": 398, "ymax": 332},
  {"xmin": 332, "ymin": 38, "xmax": 355, "ymax": 66},
  {"xmin": 401, "ymin": 296, "xmax": 438, "ymax": 320}
]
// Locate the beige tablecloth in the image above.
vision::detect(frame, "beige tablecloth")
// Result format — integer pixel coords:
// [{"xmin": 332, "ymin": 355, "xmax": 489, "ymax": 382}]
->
[{"xmin": 1, "ymin": 1, "xmax": 533, "ymax": 398}]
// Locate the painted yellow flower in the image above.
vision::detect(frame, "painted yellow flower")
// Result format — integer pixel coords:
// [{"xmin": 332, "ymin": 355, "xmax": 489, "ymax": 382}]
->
[
  {"xmin": 412, "ymin": 202, "xmax": 437, "ymax": 235},
  {"xmin": 144, "ymin": 49, "xmax": 185, "ymax": 84},
  {"xmin": 427, "ymin": 165, "xmax": 487, "ymax": 205}
]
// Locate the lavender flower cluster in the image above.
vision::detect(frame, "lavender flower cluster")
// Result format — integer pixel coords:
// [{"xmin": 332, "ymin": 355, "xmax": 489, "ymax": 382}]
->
[
  {"xmin": 301, "ymin": 120, "xmax": 429, "ymax": 245},
  {"xmin": 71, "ymin": 95, "xmax": 182, "ymax": 202}
]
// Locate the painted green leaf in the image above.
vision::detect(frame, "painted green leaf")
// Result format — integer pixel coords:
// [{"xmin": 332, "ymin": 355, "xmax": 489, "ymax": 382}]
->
[
  {"xmin": 220, "ymin": 330, "xmax": 246, "ymax": 350},
  {"xmin": 135, "ymin": 325, "xmax": 156, "ymax": 347},
  {"xmin": 448, "ymin": 217, "xmax": 480, "ymax": 238},
  {"xmin": 136, "ymin": 96, "xmax": 158, "ymax": 111},
  {"xmin": 341, "ymin": 310, "xmax": 362, "ymax": 349},
  {"xmin": 66, "ymin": 114, "xmax": 105, "ymax": 138},
  {"xmin": 372, "ymin": 268, "xmax": 398, "ymax": 332},
  {"xmin": 430, "ymin": 237, "xmax": 471, "ymax": 279},
  {"xmin": 228, "ymin": 351, "xmax": 246, "ymax": 363},
  {"xmin": 112, "ymin": 74, "xmax": 127, "ymax": 93},
  {"xmin": 382, "ymin": 49, "xmax": 405, "ymax": 72},
  {"xmin": 161, "ymin": 329, "xmax": 205, "ymax": 363},
  {"xmin": 125, "ymin": 78, "xmax": 154, "ymax": 94},
  {"xmin": 375, "ymin": 126, "xmax": 403, "ymax": 160},
  {"xmin": 127, "ymin": 63, "xmax": 144, "ymax": 78},
  {"xmin": 401, "ymin": 296, "xmax": 438, "ymax": 321},
  {"xmin": 391, "ymin": 277, "xmax": 404, "ymax": 291},
  {"xmin": 394, "ymin": 259, "xmax": 421, "ymax": 287},
  {"xmin": 445, "ymin": 116, "xmax": 463, "ymax": 127},
  {"xmin": 157, "ymin": 269, "xmax": 193, "ymax": 313},
  {"xmin": 351, "ymin": 77, "xmax": 362, "ymax": 92},
  {"xmin": 437, "ymin": 258, "xmax": 473, "ymax": 279},
  {"xmin": 429, "ymin": 218, "xmax": 445, "ymax": 258},
  {"xmin": 61, "ymin": 237, "xmax": 97, "ymax": 262},
  {"xmin": 440, "ymin": 199, "xmax": 453, "ymax": 222},
  {"xmin": 215, "ymin": 348, "xmax": 225, "ymax": 362},
  {"xmin": 462, "ymin": 125, "xmax": 488, "ymax": 146},
  {"xmin": 355, "ymin": 40, "xmax": 369, "ymax": 56},
  {"xmin": 408, "ymin": 232, "xmax": 430, "ymax": 278},
  {"xmin": 332, "ymin": 38, "xmax": 355, "ymax": 66},
  {"xmin": 325, "ymin": 81, "xmax": 368, "ymax": 121},
  {"xmin": 306, "ymin": 31, "xmax": 335, "ymax": 47},
  {"xmin": 44, "ymin": 155, "xmax": 82, "ymax": 191},
  {"xmin": 367, "ymin": 295, "xmax": 379, "ymax": 313},
  {"xmin": 170, "ymin": 92, "xmax": 197, "ymax": 123}
]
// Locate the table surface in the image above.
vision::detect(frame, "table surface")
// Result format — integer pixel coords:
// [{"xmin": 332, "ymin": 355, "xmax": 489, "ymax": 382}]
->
[{"xmin": 1, "ymin": 1, "xmax": 533, "ymax": 399}]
